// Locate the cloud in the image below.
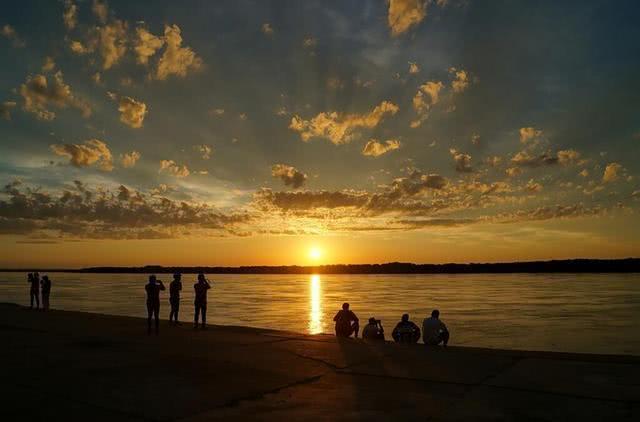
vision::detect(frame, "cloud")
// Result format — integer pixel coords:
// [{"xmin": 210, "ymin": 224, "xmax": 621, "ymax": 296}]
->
[
  {"xmin": 262, "ymin": 23, "xmax": 274, "ymax": 36},
  {"xmin": 449, "ymin": 149, "xmax": 473, "ymax": 172},
  {"xmin": 303, "ymin": 37, "xmax": 317, "ymax": 48},
  {"xmin": 42, "ymin": 56, "xmax": 56, "ymax": 72},
  {"xmin": 525, "ymin": 179, "xmax": 543, "ymax": 193},
  {"xmin": 19, "ymin": 71, "xmax": 91, "ymax": 120},
  {"xmin": 505, "ymin": 167, "xmax": 522, "ymax": 177},
  {"xmin": 63, "ymin": 0, "xmax": 77, "ymax": 30},
  {"xmin": 408, "ymin": 62, "xmax": 420, "ymax": 74},
  {"xmin": 411, "ymin": 81, "xmax": 443, "ymax": 127},
  {"xmin": 557, "ymin": 149, "xmax": 582, "ymax": 166},
  {"xmin": 134, "ymin": 27, "xmax": 164, "ymax": 64},
  {"xmin": 154, "ymin": 24, "xmax": 203, "ymax": 80},
  {"xmin": 289, "ymin": 101, "xmax": 399, "ymax": 144},
  {"xmin": 362, "ymin": 139, "xmax": 402, "ymax": 157},
  {"xmin": 1, "ymin": 24, "xmax": 25, "ymax": 48},
  {"xmin": 208, "ymin": 108, "xmax": 225, "ymax": 116},
  {"xmin": 50, "ymin": 139, "xmax": 113, "ymax": 171},
  {"xmin": 387, "ymin": 0, "xmax": 427, "ymax": 37},
  {"xmin": 195, "ymin": 144, "xmax": 213, "ymax": 159},
  {"xmin": 0, "ymin": 101, "xmax": 16, "ymax": 120},
  {"xmin": 519, "ymin": 127, "xmax": 543, "ymax": 144},
  {"xmin": 116, "ymin": 96, "xmax": 147, "ymax": 128},
  {"xmin": 602, "ymin": 162, "xmax": 623, "ymax": 183},
  {"xmin": 159, "ymin": 160, "xmax": 190, "ymax": 177},
  {"xmin": 485, "ymin": 156, "xmax": 502, "ymax": 167},
  {"xmin": 70, "ymin": 20, "xmax": 128, "ymax": 70},
  {"xmin": 0, "ymin": 181, "xmax": 251, "ymax": 239},
  {"xmin": 92, "ymin": 0, "xmax": 108, "ymax": 24},
  {"xmin": 271, "ymin": 164, "xmax": 308, "ymax": 189},
  {"xmin": 449, "ymin": 67, "xmax": 471, "ymax": 93},
  {"xmin": 511, "ymin": 150, "xmax": 558, "ymax": 167},
  {"xmin": 471, "ymin": 134, "xmax": 481, "ymax": 146},
  {"xmin": 120, "ymin": 151, "xmax": 141, "ymax": 168},
  {"xmin": 579, "ymin": 169, "xmax": 589, "ymax": 177}
]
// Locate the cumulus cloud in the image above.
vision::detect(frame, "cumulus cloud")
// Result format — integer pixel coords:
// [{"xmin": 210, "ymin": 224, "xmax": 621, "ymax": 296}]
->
[
  {"xmin": 471, "ymin": 134, "xmax": 481, "ymax": 146},
  {"xmin": 271, "ymin": 164, "xmax": 308, "ymax": 189},
  {"xmin": 116, "ymin": 96, "xmax": 147, "ymax": 128},
  {"xmin": 289, "ymin": 100, "xmax": 399, "ymax": 144},
  {"xmin": 19, "ymin": 71, "xmax": 91, "ymax": 120},
  {"xmin": 387, "ymin": 0, "xmax": 427, "ymax": 37},
  {"xmin": 120, "ymin": 151, "xmax": 141, "ymax": 168},
  {"xmin": 485, "ymin": 156, "xmax": 502, "ymax": 167},
  {"xmin": 519, "ymin": 127, "xmax": 543, "ymax": 144},
  {"xmin": 525, "ymin": 179, "xmax": 543, "ymax": 193},
  {"xmin": 362, "ymin": 139, "xmax": 401, "ymax": 157},
  {"xmin": 70, "ymin": 20, "xmax": 128, "ymax": 70},
  {"xmin": 0, "ymin": 101, "xmax": 16, "ymax": 120},
  {"xmin": 262, "ymin": 23, "xmax": 274, "ymax": 36},
  {"xmin": 449, "ymin": 149, "xmax": 473, "ymax": 172},
  {"xmin": 449, "ymin": 67, "xmax": 471, "ymax": 93},
  {"xmin": 411, "ymin": 81, "xmax": 443, "ymax": 128},
  {"xmin": 557, "ymin": 149, "xmax": 581, "ymax": 166},
  {"xmin": 511, "ymin": 150, "xmax": 558, "ymax": 167},
  {"xmin": 579, "ymin": 169, "xmax": 589, "ymax": 178},
  {"xmin": 154, "ymin": 24, "xmax": 202, "ymax": 80},
  {"xmin": 63, "ymin": 1, "xmax": 77, "ymax": 30},
  {"xmin": 0, "ymin": 180, "xmax": 250, "ymax": 239},
  {"xmin": 506, "ymin": 167, "xmax": 522, "ymax": 177},
  {"xmin": 408, "ymin": 62, "xmax": 420, "ymax": 74},
  {"xmin": 602, "ymin": 163, "xmax": 623, "ymax": 183},
  {"xmin": 92, "ymin": 0, "xmax": 108, "ymax": 24},
  {"xmin": 159, "ymin": 160, "xmax": 190, "ymax": 178},
  {"xmin": 134, "ymin": 27, "xmax": 164, "ymax": 64},
  {"xmin": 1, "ymin": 24, "xmax": 25, "ymax": 48},
  {"xmin": 50, "ymin": 139, "xmax": 113, "ymax": 171},
  {"xmin": 42, "ymin": 56, "xmax": 56, "ymax": 72},
  {"xmin": 195, "ymin": 144, "xmax": 213, "ymax": 159}
]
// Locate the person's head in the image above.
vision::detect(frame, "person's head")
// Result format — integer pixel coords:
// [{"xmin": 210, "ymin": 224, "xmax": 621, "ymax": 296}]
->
[
  {"xmin": 431, "ymin": 309, "xmax": 440, "ymax": 319},
  {"xmin": 28, "ymin": 273, "xmax": 33, "ymax": 280},
  {"xmin": 401, "ymin": 313, "xmax": 409, "ymax": 322},
  {"xmin": 342, "ymin": 302, "xmax": 349, "ymax": 311},
  {"xmin": 173, "ymin": 273, "xmax": 181, "ymax": 281},
  {"xmin": 149, "ymin": 275, "xmax": 157, "ymax": 284},
  {"xmin": 197, "ymin": 273, "xmax": 206, "ymax": 283},
  {"xmin": 43, "ymin": 275, "xmax": 49, "ymax": 281},
  {"xmin": 368, "ymin": 317, "xmax": 376, "ymax": 325}
]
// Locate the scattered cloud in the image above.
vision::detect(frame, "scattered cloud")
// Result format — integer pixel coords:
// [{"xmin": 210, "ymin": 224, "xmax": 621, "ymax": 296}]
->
[
  {"xmin": 411, "ymin": 81, "xmax": 443, "ymax": 127},
  {"xmin": 154, "ymin": 24, "xmax": 203, "ymax": 80},
  {"xmin": 449, "ymin": 149, "xmax": 473, "ymax": 172},
  {"xmin": 0, "ymin": 101, "xmax": 16, "ymax": 120},
  {"xmin": 303, "ymin": 37, "xmax": 317, "ymax": 48},
  {"xmin": 208, "ymin": 108, "xmax": 225, "ymax": 116},
  {"xmin": 261, "ymin": 23, "xmax": 274, "ymax": 36},
  {"xmin": 134, "ymin": 27, "xmax": 164, "ymax": 64},
  {"xmin": 511, "ymin": 150, "xmax": 558, "ymax": 167},
  {"xmin": 485, "ymin": 156, "xmax": 502, "ymax": 167},
  {"xmin": 195, "ymin": 144, "xmax": 213, "ymax": 159},
  {"xmin": 159, "ymin": 160, "xmax": 190, "ymax": 177},
  {"xmin": 471, "ymin": 133, "xmax": 481, "ymax": 146},
  {"xmin": 272, "ymin": 164, "xmax": 308, "ymax": 189},
  {"xmin": 557, "ymin": 149, "xmax": 581, "ymax": 166},
  {"xmin": 387, "ymin": 0, "xmax": 427, "ymax": 37},
  {"xmin": 19, "ymin": 71, "xmax": 91, "ymax": 120},
  {"xmin": 579, "ymin": 169, "xmax": 589, "ymax": 178},
  {"xmin": 408, "ymin": 61, "xmax": 420, "ymax": 74},
  {"xmin": 92, "ymin": 0, "xmax": 109, "ymax": 24},
  {"xmin": 1, "ymin": 24, "xmax": 25, "ymax": 48},
  {"xmin": 362, "ymin": 139, "xmax": 402, "ymax": 157},
  {"xmin": 50, "ymin": 139, "xmax": 113, "ymax": 171},
  {"xmin": 602, "ymin": 162, "xmax": 622, "ymax": 183},
  {"xmin": 519, "ymin": 127, "xmax": 543, "ymax": 144},
  {"xmin": 120, "ymin": 151, "xmax": 141, "ymax": 168},
  {"xmin": 289, "ymin": 100, "xmax": 399, "ymax": 144},
  {"xmin": 449, "ymin": 67, "xmax": 471, "ymax": 93},
  {"xmin": 525, "ymin": 179, "xmax": 543, "ymax": 193},
  {"xmin": 42, "ymin": 56, "xmax": 56, "ymax": 72},
  {"xmin": 506, "ymin": 167, "xmax": 522, "ymax": 177},
  {"xmin": 63, "ymin": 0, "xmax": 77, "ymax": 30},
  {"xmin": 116, "ymin": 96, "xmax": 147, "ymax": 128},
  {"xmin": 70, "ymin": 20, "xmax": 128, "ymax": 70}
]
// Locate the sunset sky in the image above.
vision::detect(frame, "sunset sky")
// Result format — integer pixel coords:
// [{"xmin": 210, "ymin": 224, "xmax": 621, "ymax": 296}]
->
[{"xmin": 0, "ymin": 0, "xmax": 639, "ymax": 268}]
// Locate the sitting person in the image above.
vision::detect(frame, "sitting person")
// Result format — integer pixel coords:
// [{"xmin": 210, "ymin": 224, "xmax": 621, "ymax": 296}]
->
[
  {"xmin": 392, "ymin": 313, "xmax": 421, "ymax": 343},
  {"xmin": 422, "ymin": 309, "xmax": 450, "ymax": 346},
  {"xmin": 362, "ymin": 317, "xmax": 385, "ymax": 341},
  {"xmin": 333, "ymin": 302, "xmax": 359, "ymax": 338}
]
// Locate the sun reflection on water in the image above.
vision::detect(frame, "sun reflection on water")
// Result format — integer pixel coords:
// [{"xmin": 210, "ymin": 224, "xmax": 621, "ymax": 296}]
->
[{"xmin": 309, "ymin": 274, "xmax": 323, "ymax": 334}]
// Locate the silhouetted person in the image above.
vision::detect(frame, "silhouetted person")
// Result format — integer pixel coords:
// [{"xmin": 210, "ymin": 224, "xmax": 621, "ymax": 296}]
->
[
  {"xmin": 145, "ymin": 275, "xmax": 165, "ymax": 334},
  {"xmin": 362, "ymin": 317, "xmax": 385, "ymax": 341},
  {"xmin": 422, "ymin": 309, "xmax": 449, "ymax": 346},
  {"xmin": 392, "ymin": 313, "xmax": 421, "ymax": 343},
  {"xmin": 28, "ymin": 272, "xmax": 40, "ymax": 309},
  {"xmin": 194, "ymin": 273, "xmax": 211, "ymax": 329},
  {"xmin": 169, "ymin": 273, "xmax": 182, "ymax": 324},
  {"xmin": 40, "ymin": 275, "xmax": 52, "ymax": 311},
  {"xmin": 333, "ymin": 303, "xmax": 359, "ymax": 338}
]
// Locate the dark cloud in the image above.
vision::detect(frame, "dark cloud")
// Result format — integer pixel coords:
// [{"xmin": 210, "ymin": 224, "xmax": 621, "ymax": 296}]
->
[{"xmin": 271, "ymin": 164, "xmax": 307, "ymax": 189}]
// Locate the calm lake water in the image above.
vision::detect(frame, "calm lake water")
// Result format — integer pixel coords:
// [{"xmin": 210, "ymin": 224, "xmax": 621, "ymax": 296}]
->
[{"xmin": 1, "ymin": 272, "xmax": 639, "ymax": 355}]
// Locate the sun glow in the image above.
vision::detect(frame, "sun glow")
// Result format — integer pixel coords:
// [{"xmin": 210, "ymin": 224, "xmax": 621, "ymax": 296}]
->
[
  {"xmin": 309, "ymin": 274, "xmax": 323, "ymax": 334},
  {"xmin": 309, "ymin": 246, "xmax": 322, "ymax": 261}
]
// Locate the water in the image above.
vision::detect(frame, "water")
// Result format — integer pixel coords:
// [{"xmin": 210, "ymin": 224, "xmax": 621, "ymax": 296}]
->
[{"xmin": 1, "ymin": 272, "xmax": 639, "ymax": 355}]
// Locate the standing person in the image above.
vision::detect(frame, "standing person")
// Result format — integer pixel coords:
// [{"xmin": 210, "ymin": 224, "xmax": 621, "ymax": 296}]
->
[
  {"xmin": 145, "ymin": 275, "xmax": 165, "ymax": 334},
  {"xmin": 392, "ymin": 313, "xmax": 421, "ymax": 344},
  {"xmin": 169, "ymin": 273, "xmax": 182, "ymax": 324},
  {"xmin": 28, "ymin": 272, "xmax": 40, "ymax": 309},
  {"xmin": 193, "ymin": 273, "xmax": 211, "ymax": 329},
  {"xmin": 422, "ymin": 309, "xmax": 450, "ymax": 347},
  {"xmin": 40, "ymin": 275, "xmax": 52, "ymax": 311},
  {"xmin": 333, "ymin": 303, "xmax": 360, "ymax": 338}
]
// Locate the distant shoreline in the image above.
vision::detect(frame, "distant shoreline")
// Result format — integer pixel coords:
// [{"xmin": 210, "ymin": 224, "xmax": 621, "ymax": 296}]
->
[{"xmin": 1, "ymin": 258, "xmax": 639, "ymax": 274}]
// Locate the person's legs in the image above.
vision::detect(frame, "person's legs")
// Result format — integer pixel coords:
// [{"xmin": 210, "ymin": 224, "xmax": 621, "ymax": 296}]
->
[
  {"xmin": 154, "ymin": 303, "xmax": 160, "ymax": 333},
  {"xmin": 43, "ymin": 294, "xmax": 49, "ymax": 311},
  {"xmin": 35, "ymin": 292, "xmax": 39, "ymax": 309},
  {"xmin": 440, "ymin": 330, "xmax": 449, "ymax": 346},
  {"xmin": 30, "ymin": 291, "xmax": 34, "ymax": 308},
  {"xmin": 146, "ymin": 302, "xmax": 153, "ymax": 333},
  {"xmin": 352, "ymin": 321, "xmax": 360, "ymax": 338},
  {"xmin": 201, "ymin": 304, "xmax": 207, "ymax": 328},
  {"xmin": 194, "ymin": 304, "xmax": 200, "ymax": 328}
]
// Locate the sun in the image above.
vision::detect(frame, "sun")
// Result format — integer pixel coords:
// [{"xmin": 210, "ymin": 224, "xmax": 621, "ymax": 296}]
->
[{"xmin": 309, "ymin": 246, "xmax": 322, "ymax": 261}]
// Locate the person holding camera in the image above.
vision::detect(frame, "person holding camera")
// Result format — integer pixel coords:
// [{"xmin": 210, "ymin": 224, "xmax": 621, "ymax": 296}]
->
[
  {"xmin": 194, "ymin": 273, "xmax": 212, "ymax": 329},
  {"xmin": 145, "ymin": 275, "xmax": 165, "ymax": 334},
  {"xmin": 362, "ymin": 317, "xmax": 385, "ymax": 341}
]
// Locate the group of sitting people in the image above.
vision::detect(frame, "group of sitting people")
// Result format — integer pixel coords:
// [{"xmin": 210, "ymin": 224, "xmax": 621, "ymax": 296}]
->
[{"xmin": 333, "ymin": 303, "xmax": 450, "ymax": 346}]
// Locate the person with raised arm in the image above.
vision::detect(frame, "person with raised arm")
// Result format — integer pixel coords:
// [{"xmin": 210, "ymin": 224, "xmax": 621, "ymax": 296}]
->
[
  {"xmin": 145, "ymin": 275, "xmax": 165, "ymax": 334},
  {"xmin": 194, "ymin": 273, "xmax": 211, "ymax": 329}
]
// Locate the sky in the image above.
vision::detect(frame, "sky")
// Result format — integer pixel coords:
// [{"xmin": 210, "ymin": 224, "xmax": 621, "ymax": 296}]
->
[{"xmin": 0, "ymin": 0, "xmax": 639, "ymax": 268}]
